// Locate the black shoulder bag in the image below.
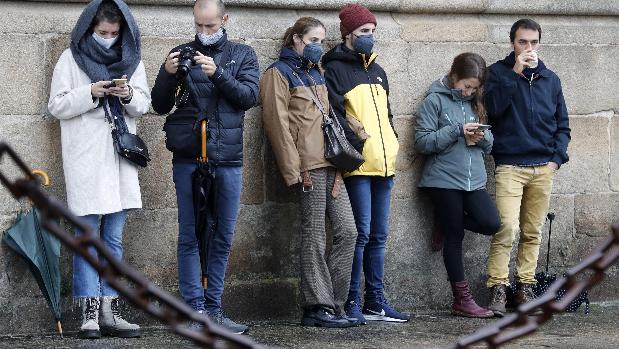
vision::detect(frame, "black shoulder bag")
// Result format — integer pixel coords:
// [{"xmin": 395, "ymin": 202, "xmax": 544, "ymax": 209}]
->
[
  {"xmin": 163, "ymin": 43, "xmax": 232, "ymax": 159},
  {"xmin": 103, "ymin": 96, "xmax": 150, "ymax": 167},
  {"xmin": 284, "ymin": 64, "xmax": 364, "ymax": 172}
]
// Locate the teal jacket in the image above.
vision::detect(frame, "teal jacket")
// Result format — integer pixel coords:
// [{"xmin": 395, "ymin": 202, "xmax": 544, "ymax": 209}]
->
[{"xmin": 415, "ymin": 77, "xmax": 493, "ymax": 191}]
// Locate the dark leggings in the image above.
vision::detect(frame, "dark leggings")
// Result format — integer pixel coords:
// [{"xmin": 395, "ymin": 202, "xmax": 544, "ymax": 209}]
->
[{"xmin": 426, "ymin": 188, "xmax": 501, "ymax": 282}]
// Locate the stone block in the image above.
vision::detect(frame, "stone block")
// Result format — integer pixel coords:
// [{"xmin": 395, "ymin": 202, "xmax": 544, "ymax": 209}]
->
[
  {"xmin": 542, "ymin": 46, "xmax": 619, "ymax": 115},
  {"xmin": 395, "ymin": 14, "xmax": 488, "ymax": 43},
  {"xmin": 0, "ymin": 116, "xmax": 66, "ymax": 214},
  {"xmin": 552, "ymin": 115, "xmax": 610, "ymax": 195},
  {"xmin": 123, "ymin": 208, "xmax": 179, "ymax": 283},
  {"xmin": 538, "ymin": 194, "xmax": 575, "ymax": 270},
  {"xmin": 574, "ymin": 193, "xmax": 619, "ymax": 238},
  {"xmin": 222, "ymin": 278, "xmax": 299, "ymax": 319},
  {"xmin": 0, "ymin": 35, "xmax": 47, "ymax": 115},
  {"xmin": 241, "ymin": 109, "xmax": 265, "ymax": 205},
  {"xmin": 611, "ymin": 115, "xmax": 619, "ymax": 191},
  {"xmin": 227, "ymin": 203, "xmax": 300, "ymax": 278},
  {"xmin": 135, "ymin": 115, "xmax": 177, "ymax": 210},
  {"xmin": 485, "ymin": 0, "xmax": 619, "ymax": 16},
  {"xmin": 482, "ymin": 15, "xmax": 619, "ymax": 45}
]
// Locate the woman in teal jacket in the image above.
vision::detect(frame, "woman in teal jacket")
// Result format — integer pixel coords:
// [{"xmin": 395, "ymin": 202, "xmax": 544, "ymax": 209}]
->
[{"xmin": 415, "ymin": 52, "xmax": 500, "ymax": 318}]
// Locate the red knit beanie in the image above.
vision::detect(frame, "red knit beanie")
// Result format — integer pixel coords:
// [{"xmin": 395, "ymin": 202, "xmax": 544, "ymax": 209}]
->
[{"xmin": 339, "ymin": 3, "xmax": 377, "ymax": 38}]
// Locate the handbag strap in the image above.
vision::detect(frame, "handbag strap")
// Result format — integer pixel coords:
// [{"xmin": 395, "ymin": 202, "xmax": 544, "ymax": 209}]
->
[
  {"xmin": 281, "ymin": 62, "xmax": 328, "ymax": 118},
  {"xmin": 103, "ymin": 96, "xmax": 128, "ymax": 134}
]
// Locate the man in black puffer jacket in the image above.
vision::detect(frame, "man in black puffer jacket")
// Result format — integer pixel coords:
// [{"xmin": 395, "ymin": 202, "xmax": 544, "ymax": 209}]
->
[{"xmin": 151, "ymin": 0, "xmax": 259, "ymax": 334}]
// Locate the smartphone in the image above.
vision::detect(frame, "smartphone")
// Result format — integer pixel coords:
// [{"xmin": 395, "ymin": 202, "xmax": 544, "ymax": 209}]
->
[
  {"xmin": 111, "ymin": 78, "xmax": 127, "ymax": 87},
  {"xmin": 474, "ymin": 124, "xmax": 491, "ymax": 131}
]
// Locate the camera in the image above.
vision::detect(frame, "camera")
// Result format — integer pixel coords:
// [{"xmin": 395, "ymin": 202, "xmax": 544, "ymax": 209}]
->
[{"xmin": 176, "ymin": 46, "xmax": 197, "ymax": 80}]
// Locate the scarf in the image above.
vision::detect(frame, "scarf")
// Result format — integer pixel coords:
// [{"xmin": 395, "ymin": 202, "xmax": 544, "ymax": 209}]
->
[{"xmin": 70, "ymin": 0, "xmax": 141, "ymax": 82}]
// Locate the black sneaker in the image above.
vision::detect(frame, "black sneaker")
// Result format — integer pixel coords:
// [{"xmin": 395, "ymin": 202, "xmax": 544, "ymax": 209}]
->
[
  {"xmin": 301, "ymin": 307, "xmax": 355, "ymax": 328},
  {"xmin": 207, "ymin": 309, "xmax": 249, "ymax": 334}
]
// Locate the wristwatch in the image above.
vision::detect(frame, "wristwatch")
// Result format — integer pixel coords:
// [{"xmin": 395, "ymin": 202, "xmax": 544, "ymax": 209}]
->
[{"xmin": 121, "ymin": 85, "xmax": 134, "ymax": 104}]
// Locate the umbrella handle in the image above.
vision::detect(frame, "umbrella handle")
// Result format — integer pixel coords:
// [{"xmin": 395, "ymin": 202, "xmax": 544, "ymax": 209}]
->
[
  {"xmin": 201, "ymin": 120, "xmax": 208, "ymax": 163},
  {"xmin": 545, "ymin": 212, "xmax": 555, "ymax": 273},
  {"xmin": 57, "ymin": 320, "xmax": 63, "ymax": 339},
  {"xmin": 32, "ymin": 169, "xmax": 50, "ymax": 187}
]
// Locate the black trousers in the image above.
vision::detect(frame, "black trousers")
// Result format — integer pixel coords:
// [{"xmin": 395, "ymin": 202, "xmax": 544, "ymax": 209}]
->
[{"xmin": 426, "ymin": 188, "xmax": 501, "ymax": 282}]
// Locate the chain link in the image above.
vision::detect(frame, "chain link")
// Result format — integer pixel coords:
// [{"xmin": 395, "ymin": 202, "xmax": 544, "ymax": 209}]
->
[
  {"xmin": 446, "ymin": 222, "xmax": 619, "ymax": 349},
  {"xmin": 0, "ymin": 143, "xmax": 265, "ymax": 349}
]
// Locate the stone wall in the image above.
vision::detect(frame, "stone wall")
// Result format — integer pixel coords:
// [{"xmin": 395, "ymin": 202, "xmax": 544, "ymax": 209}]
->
[{"xmin": 0, "ymin": 0, "xmax": 617, "ymax": 334}]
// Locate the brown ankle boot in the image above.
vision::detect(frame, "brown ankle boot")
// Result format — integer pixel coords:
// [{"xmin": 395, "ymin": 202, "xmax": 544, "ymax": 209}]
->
[
  {"xmin": 451, "ymin": 281, "xmax": 494, "ymax": 318},
  {"xmin": 487, "ymin": 284, "xmax": 507, "ymax": 317},
  {"xmin": 515, "ymin": 283, "xmax": 543, "ymax": 316}
]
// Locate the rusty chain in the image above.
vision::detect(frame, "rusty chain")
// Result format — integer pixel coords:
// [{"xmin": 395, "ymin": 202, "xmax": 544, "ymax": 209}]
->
[
  {"xmin": 2, "ymin": 141, "xmax": 618, "ymax": 348},
  {"xmin": 446, "ymin": 222, "xmax": 619, "ymax": 349},
  {"xmin": 0, "ymin": 142, "xmax": 265, "ymax": 349}
]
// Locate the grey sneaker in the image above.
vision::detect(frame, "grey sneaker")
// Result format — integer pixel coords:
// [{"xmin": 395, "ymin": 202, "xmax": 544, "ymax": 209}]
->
[
  {"xmin": 99, "ymin": 297, "xmax": 141, "ymax": 338},
  {"xmin": 79, "ymin": 297, "xmax": 100, "ymax": 339},
  {"xmin": 207, "ymin": 309, "xmax": 249, "ymax": 334}
]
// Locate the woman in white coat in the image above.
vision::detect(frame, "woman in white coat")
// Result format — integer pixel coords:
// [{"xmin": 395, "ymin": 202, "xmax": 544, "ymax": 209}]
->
[{"xmin": 47, "ymin": 0, "xmax": 150, "ymax": 339}]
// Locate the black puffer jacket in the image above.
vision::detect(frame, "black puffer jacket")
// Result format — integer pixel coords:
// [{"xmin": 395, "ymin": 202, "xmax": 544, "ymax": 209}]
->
[{"xmin": 151, "ymin": 31, "xmax": 260, "ymax": 165}]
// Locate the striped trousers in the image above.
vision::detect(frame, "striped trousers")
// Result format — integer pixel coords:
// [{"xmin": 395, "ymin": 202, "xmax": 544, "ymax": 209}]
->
[{"xmin": 299, "ymin": 167, "xmax": 357, "ymax": 314}]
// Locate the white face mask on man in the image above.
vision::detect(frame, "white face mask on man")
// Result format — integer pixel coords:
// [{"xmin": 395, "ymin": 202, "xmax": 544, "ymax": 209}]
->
[{"xmin": 92, "ymin": 32, "xmax": 119, "ymax": 50}]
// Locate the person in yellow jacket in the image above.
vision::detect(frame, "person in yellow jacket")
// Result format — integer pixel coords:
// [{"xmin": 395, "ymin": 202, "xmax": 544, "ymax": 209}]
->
[
  {"xmin": 322, "ymin": 4, "xmax": 407, "ymax": 324},
  {"xmin": 260, "ymin": 17, "xmax": 359, "ymax": 328}
]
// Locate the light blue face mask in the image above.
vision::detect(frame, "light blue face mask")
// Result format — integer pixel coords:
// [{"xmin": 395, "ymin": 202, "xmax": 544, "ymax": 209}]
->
[
  {"xmin": 92, "ymin": 32, "xmax": 119, "ymax": 50},
  {"xmin": 197, "ymin": 28, "xmax": 224, "ymax": 46}
]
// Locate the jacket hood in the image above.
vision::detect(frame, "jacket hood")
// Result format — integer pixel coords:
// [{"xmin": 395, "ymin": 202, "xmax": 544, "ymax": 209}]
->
[
  {"xmin": 428, "ymin": 76, "xmax": 474, "ymax": 101},
  {"xmin": 322, "ymin": 43, "xmax": 377, "ymax": 68}
]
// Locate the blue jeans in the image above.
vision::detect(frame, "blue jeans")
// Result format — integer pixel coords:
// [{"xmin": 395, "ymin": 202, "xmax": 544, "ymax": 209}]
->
[
  {"xmin": 344, "ymin": 175, "xmax": 395, "ymax": 303},
  {"xmin": 73, "ymin": 210, "xmax": 128, "ymax": 298},
  {"xmin": 173, "ymin": 162, "xmax": 242, "ymax": 312}
]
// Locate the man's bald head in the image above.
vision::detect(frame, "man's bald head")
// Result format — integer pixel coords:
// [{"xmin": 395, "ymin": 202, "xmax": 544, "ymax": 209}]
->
[{"xmin": 194, "ymin": 0, "xmax": 226, "ymax": 17}]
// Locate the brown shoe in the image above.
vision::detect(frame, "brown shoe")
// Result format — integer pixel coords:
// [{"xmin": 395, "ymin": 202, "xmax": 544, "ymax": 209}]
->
[
  {"xmin": 514, "ymin": 283, "xmax": 543, "ymax": 316},
  {"xmin": 487, "ymin": 285, "xmax": 507, "ymax": 317}
]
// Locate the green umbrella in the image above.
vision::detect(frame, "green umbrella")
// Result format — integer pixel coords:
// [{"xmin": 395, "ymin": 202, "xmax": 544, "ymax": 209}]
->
[{"xmin": 3, "ymin": 207, "xmax": 63, "ymax": 337}]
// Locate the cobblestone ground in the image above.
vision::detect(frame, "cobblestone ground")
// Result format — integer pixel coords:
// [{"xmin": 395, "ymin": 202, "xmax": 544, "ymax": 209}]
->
[{"xmin": 0, "ymin": 303, "xmax": 617, "ymax": 348}]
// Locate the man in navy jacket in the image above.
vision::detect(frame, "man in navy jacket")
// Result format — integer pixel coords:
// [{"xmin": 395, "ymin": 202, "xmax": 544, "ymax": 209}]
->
[
  {"xmin": 484, "ymin": 19, "xmax": 571, "ymax": 316},
  {"xmin": 151, "ymin": 0, "xmax": 259, "ymax": 334}
]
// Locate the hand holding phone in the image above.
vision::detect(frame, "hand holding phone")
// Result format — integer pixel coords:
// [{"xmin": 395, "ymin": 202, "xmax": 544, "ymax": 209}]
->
[{"xmin": 112, "ymin": 78, "xmax": 127, "ymax": 87}]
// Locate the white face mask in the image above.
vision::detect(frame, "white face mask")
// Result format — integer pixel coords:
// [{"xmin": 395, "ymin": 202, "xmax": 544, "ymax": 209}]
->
[
  {"xmin": 197, "ymin": 28, "xmax": 224, "ymax": 46},
  {"xmin": 92, "ymin": 32, "xmax": 119, "ymax": 50}
]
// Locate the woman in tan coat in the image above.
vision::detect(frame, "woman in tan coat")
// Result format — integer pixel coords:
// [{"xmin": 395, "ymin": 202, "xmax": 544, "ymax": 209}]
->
[{"xmin": 260, "ymin": 17, "xmax": 358, "ymax": 328}]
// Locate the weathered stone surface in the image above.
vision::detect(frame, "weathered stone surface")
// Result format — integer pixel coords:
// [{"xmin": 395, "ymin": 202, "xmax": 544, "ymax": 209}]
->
[
  {"xmin": 0, "ymin": 116, "xmax": 65, "ymax": 214},
  {"xmin": 227, "ymin": 203, "xmax": 300, "ymax": 278},
  {"xmin": 574, "ymin": 193, "xmax": 619, "ymax": 238},
  {"xmin": 136, "ymin": 115, "xmax": 177, "ymax": 210},
  {"xmin": 0, "ymin": 35, "xmax": 47, "ymax": 116},
  {"xmin": 396, "ymin": 14, "xmax": 489, "ymax": 43},
  {"xmin": 241, "ymin": 109, "xmax": 266, "ymax": 205},
  {"xmin": 552, "ymin": 115, "xmax": 611, "ymax": 195},
  {"xmin": 611, "ymin": 115, "xmax": 619, "ymax": 192},
  {"xmin": 1, "ymin": 0, "xmax": 618, "ymax": 336}
]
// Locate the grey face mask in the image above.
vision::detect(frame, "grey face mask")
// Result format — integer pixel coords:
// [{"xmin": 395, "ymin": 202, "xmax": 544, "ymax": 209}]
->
[{"xmin": 197, "ymin": 28, "xmax": 224, "ymax": 46}]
